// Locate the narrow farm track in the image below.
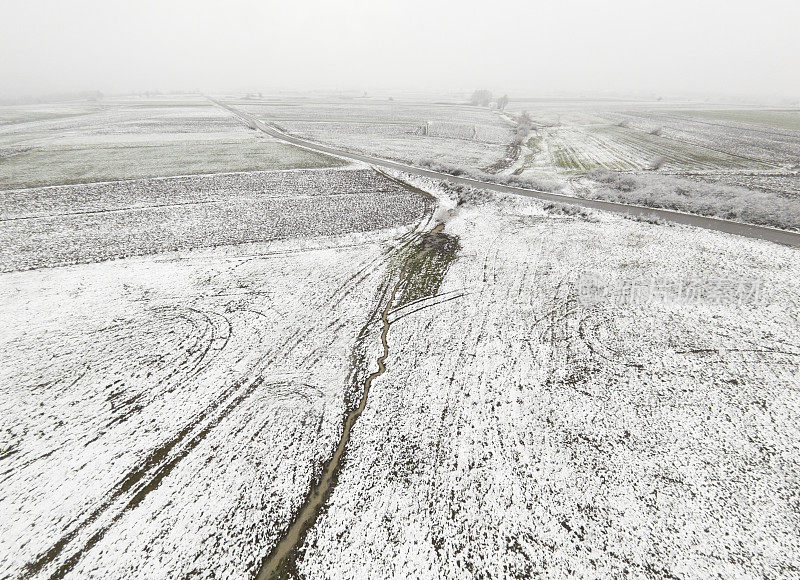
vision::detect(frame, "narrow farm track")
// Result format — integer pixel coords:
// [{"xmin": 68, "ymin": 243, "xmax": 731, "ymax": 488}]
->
[
  {"xmin": 253, "ymin": 221, "xmax": 459, "ymax": 579},
  {"xmin": 255, "ymin": 271, "xmax": 404, "ymax": 580},
  {"xmin": 209, "ymin": 98, "xmax": 800, "ymax": 249}
]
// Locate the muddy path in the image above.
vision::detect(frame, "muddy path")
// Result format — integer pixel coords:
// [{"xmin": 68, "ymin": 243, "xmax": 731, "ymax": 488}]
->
[{"xmin": 256, "ymin": 226, "xmax": 460, "ymax": 580}]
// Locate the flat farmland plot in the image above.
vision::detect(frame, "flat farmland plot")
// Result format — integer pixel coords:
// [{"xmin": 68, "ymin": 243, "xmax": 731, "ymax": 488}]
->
[
  {"xmin": 3, "ymin": 90, "xmax": 799, "ymax": 580},
  {"xmin": 0, "ymin": 96, "xmax": 343, "ymax": 189},
  {"xmin": 0, "ymin": 168, "xmax": 430, "ymax": 271},
  {"xmin": 235, "ymin": 98, "xmax": 516, "ymax": 169},
  {"xmin": 0, "ymin": 96, "xmax": 438, "ymax": 577},
  {"xmin": 685, "ymin": 172, "xmax": 800, "ymax": 200},
  {"xmin": 233, "ymin": 98, "xmax": 505, "ymax": 125},
  {"xmin": 295, "ymin": 185, "xmax": 800, "ymax": 579},
  {"xmin": 0, "ymin": 227, "xmax": 417, "ymax": 579},
  {"xmin": 539, "ymin": 124, "xmax": 772, "ymax": 173},
  {"xmin": 0, "ymin": 140, "xmax": 344, "ymax": 190},
  {"xmin": 0, "ymin": 102, "xmax": 101, "ymax": 126},
  {"xmin": 608, "ymin": 110, "xmax": 800, "ymax": 168},
  {"xmin": 678, "ymin": 109, "xmax": 800, "ymax": 133}
]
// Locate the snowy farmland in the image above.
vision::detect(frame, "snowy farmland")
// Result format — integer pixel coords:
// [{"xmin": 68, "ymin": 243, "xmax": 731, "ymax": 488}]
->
[
  {"xmin": 0, "ymin": 95, "xmax": 342, "ymax": 189},
  {"xmin": 295, "ymin": 182, "xmax": 800, "ymax": 578},
  {"xmin": 0, "ymin": 93, "xmax": 438, "ymax": 578},
  {"xmin": 225, "ymin": 94, "xmax": 800, "ymax": 231},
  {"xmin": 1, "ymin": 92, "xmax": 799, "ymax": 580},
  {"xmin": 490, "ymin": 101, "xmax": 800, "ymax": 176},
  {"xmin": 0, "ymin": 167, "xmax": 429, "ymax": 271},
  {"xmin": 0, "ymin": 230, "xmax": 418, "ymax": 579},
  {"xmin": 232, "ymin": 96, "xmax": 516, "ymax": 170}
]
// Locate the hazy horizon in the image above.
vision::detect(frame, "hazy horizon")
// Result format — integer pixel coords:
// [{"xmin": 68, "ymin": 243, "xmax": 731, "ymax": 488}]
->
[{"xmin": 2, "ymin": 0, "xmax": 799, "ymax": 101}]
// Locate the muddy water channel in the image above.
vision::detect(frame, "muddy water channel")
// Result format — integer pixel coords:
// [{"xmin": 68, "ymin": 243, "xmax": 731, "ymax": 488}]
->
[{"xmin": 256, "ymin": 227, "xmax": 459, "ymax": 579}]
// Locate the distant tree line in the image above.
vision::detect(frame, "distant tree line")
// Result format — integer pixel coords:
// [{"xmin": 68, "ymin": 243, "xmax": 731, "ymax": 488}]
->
[{"xmin": 469, "ymin": 90, "xmax": 510, "ymax": 111}]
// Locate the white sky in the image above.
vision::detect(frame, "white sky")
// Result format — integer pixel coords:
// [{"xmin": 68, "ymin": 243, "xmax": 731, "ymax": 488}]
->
[{"xmin": 2, "ymin": 0, "xmax": 799, "ymax": 98}]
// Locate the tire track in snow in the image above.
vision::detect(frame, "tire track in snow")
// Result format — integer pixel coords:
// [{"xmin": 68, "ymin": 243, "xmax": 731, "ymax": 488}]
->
[
  {"xmin": 255, "ymin": 226, "xmax": 461, "ymax": 579},
  {"xmin": 255, "ymin": 269, "xmax": 406, "ymax": 580}
]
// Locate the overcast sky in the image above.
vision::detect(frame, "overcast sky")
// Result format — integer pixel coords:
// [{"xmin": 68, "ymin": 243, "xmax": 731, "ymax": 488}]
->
[{"xmin": 2, "ymin": 0, "xmax": 799, "ymax": 99}]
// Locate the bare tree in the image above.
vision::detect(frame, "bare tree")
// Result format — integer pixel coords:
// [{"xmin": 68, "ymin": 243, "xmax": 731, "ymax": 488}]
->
[
  {"xmin": 512, "ymin": 111, "xmax": 532, "ymax": 145},
  {"xmin": 497, "ymin": 94, "xmax": 509, "ymax": 111},
  {"xmin": 470, "ymin": 89, "xmax": 492, "ymax": 107}
]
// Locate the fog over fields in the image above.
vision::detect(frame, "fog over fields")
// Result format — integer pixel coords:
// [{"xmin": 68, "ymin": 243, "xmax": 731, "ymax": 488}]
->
[
  {"xmin": 2, "ymin": 0, "xmax": 800, "ymax": 99},
  {"xmin": 1, "ymin": 2, "xmax": 799, "ymax": 580}
]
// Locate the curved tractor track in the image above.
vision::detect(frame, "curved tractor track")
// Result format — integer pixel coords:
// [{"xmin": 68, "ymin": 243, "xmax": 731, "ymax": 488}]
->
[{"xmin": 209, "ymin": 97, "xmax": 800, "ymax": 249}]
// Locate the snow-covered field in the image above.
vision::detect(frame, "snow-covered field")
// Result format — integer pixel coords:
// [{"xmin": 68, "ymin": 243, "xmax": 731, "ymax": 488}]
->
[
  {"xmin": 233, "ymin": 98, "xmax": 515, "ymax": 169},
  {"xmin": 0, "ymin": 96, "xmax": 341, "ymax": 189},
  {"xmin": 487, "ymin": 100, "xmax": 800, "ymax": 231},
  {"xmin": 2, "ymin": 94, "xmax": 799, "ymax": 580},
  {"xmin": 0, "ymin": 96, "xmax": 437, "ymax": 578},
  {"xmin": 541, "ymin": 124, "xmax": 764, "ymax": 172},
  {"xmin": 222, "ymin": 94, "xmax": 800, "ymax": 231},
  {"xmin": 296, "ymin": 181, "xmax": 800, "ymax": 578},
  {"xmin": 0, "ymin": 157, "xmax": 435, "ymax": 578},
  {"xmin": 605, "ymin": 109, "xmax": 800, "ymax": 168},
  {"xmin": 687, "ymin": 171, "xmax": 800, "ymax": 200},
  {"xmin": 506, "ymin": 105, "xmax": 799, "ymax": 176},
  {"xmin": 0, "ymin": 167, "xmax": 429, "ymax": 271},
  {"xmin": 0, "ymin": 227, "xmax": 420, "ymax": 579}
]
